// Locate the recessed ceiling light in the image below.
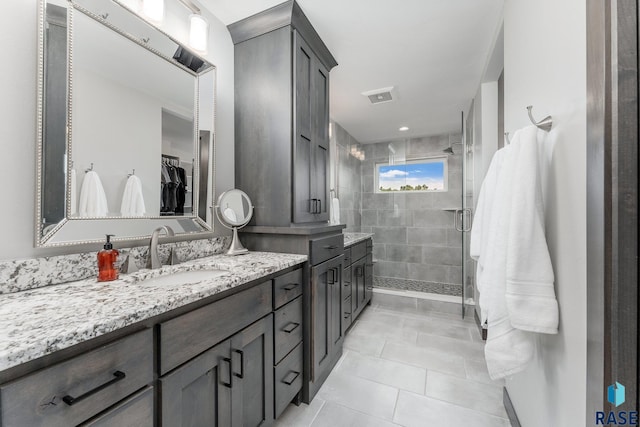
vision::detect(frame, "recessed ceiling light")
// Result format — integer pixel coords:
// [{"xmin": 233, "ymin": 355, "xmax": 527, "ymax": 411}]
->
[{"xmin": 399, "ymin": 126, "xmax": 409, "ymax": 132}]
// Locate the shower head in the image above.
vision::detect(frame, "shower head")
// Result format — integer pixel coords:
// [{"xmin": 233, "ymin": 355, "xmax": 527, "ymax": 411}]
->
[{"xmin": 442, "ymin": 146, "xmax": 454, "ymax": 155}]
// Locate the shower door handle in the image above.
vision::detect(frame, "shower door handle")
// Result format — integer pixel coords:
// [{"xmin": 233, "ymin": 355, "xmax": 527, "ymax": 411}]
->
[
  {"xmin": 462, "ymin": 208, "xmax": 472, "ymax": 232},
  {"xmin": 454, "ymin": 209, "xmax": 463, "ymax": 232}
]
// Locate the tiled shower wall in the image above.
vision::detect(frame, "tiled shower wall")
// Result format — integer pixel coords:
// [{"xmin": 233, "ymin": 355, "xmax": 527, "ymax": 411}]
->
[
  {"xmin": 331, "ymin": 121, "xmax": 362, "ymax": 232},
  {"xmin": 359, "ymin": 134, "xmax": 464, "ymax": 295}
]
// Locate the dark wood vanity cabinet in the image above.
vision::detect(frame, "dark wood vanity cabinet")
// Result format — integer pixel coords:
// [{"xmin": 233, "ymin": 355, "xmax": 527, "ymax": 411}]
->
[
  {"xmin": 230, "ymin": 0, "xmax": 337, "ymax": 227},
  {"xmin": 161, "ymin": 315, "xmax": 274, "ymax": 427},
  {"xmin": 343, "ymin": 239, "xmax": 374, "ymax": 330},
  {"xmin": 0, "ymin": 266, "xmax": 306, "ymax": 427}
]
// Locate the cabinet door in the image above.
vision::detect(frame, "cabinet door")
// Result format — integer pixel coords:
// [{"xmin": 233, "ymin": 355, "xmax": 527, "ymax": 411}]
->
[
  {"xmin": 365, "ymin": 252, "xmax": 374, "ymax": 304},
  {"xmin": 311, "ymin": 56, "xmax": 330, "ymax": 222},
  {"xmin": 352, "ymin": 258, "xmax": 367, "ymax": 319},
  {"xmin": 293, "ymin": 31, "xmax": 331, "ymax": 223},
  {"xmin": 310, "ymin": 256, "xmax": 343, "ymax": 382},
  {"xmin": 293, "ymin": 33, "xmax": 316, "ymax": 223},
  {"xmin": 160, "ymin": 339, "xmax": 233, "ymax": 427},
  {"xmin": 230, "ymin": 315, "xmax": 274, "ymax": 427}
]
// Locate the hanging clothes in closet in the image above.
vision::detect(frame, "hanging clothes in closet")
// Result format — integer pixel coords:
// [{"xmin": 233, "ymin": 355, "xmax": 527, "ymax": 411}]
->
[{"xmin": 161, "ymin": 155, "xmax": 187, "ymax": 215}]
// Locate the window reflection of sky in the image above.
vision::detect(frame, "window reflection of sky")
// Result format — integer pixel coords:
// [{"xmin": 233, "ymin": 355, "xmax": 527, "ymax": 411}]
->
[{"xmin": 378, "ymin": 162, "xmax": 445, "ymax": 191}]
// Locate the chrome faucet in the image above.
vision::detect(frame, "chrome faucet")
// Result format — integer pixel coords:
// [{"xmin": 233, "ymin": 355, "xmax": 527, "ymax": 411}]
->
[{"xmin": 147, "ymin": 226, "xmax": 176, "ymax": 269}]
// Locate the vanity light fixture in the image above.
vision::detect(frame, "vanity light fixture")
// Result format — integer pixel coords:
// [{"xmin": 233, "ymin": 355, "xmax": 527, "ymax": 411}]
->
[
  {"xmin": 142, "ymin": 0, "xmax": 164, "ymax": 23},
  {"xmin": 399, "ymin": 126, "xmax": 409, "ymax": 132},
  {"xmin": 189, "ymin": 14, "xmax": 209, "ymax": 52}
]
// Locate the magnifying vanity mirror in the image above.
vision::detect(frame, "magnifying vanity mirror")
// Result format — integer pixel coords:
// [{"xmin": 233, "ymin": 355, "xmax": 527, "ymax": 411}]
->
[
  {"xmin": 36, "ymin": 0, "xmax": 216, "ymax": 246},
  {"xmin": 215, "ymin": 190, "xmax": 253, "ymax": 256}
]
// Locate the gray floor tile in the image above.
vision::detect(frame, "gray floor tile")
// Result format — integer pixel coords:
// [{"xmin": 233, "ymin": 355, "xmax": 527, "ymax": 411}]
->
[
  {"xmin": 343, "ymin": 330, "xmax": 387, "ymax": 357},
  {"xmin": 381, "ymin": 341, "xmax": 466, "ymax": 377},
  {"xmin": 416, "ymin": 332, "xmax": 486, "ymax": 362},
  {"xmin": 336, "ymin": 350, "xmax": 427, "ymax": 394},
  {"xmin": 464, "ymin": 359, "xmax": 505, "ymax": 386},
  {"xmin": 350, "ymin": 319, "xmax": 417, "ymax": 345},
  {"xmin": 311, "ymin": 401, "xmax": 401, "ymax": 427},
  {"xmin": 393, "ymin": 390, "xmax": 511, "ymax": 427},
  {"xmin": 425, "ymin": 371, "xmax": 508, "ymax": 418},
  {"xmin": 404, "ymin": 316, "xmax": 476, "ymax": 341},
  {"xmin": 274, "ymin": 398, "xmax": 325, "ymax": 427},
  {"xmin": 317, "ymin": 370, "xmax": 399, "ymax": 421}
]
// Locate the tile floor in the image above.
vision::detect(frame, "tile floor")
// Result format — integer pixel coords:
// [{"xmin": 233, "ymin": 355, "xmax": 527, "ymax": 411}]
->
[{"xmin": 274, "ymin": 294, "xmax": 512, "ymax": 427}]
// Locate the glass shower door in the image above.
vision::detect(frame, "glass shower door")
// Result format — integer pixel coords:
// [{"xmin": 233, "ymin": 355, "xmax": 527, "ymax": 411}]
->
[{"xmin": 460, "ymin": 110, "xmax": 475, "ymax": 318}]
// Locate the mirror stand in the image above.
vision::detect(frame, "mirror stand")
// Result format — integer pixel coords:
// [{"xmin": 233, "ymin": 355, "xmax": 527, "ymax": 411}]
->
[{"xmin": 226, "ymin": 227, "xmax": 249, "ymax": 256}]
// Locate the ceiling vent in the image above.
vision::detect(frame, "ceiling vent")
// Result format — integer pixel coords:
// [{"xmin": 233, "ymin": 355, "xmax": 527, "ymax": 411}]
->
[{"xmin": 362, "ymin": 86, "xmax": 395, "ymax": 105}]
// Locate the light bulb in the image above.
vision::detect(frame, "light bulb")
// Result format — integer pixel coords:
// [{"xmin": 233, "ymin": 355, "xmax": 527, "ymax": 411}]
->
[
  {"xmin": 189, "ymin": 14, "xmax": 209, "ymax": 52},
  {"xmin": 142, "ymin": 0, "xmax": 164, "ymax": 23}
]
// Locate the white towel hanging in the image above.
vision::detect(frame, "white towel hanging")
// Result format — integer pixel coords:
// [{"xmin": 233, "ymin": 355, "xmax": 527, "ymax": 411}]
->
[
  {"xmin": 78, "ymin": 170, "xmax": 109, "ymax": 217},
  {"xmin": 120, "ymin": 174, "xmax": 146, "ymax": 216},
  {"xmin": 70, "ymin": 169, "xmax": 77, "ymax": 215}
]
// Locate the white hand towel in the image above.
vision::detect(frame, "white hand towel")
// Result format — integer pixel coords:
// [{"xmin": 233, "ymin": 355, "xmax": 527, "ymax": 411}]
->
[
  {"xmin": 120, "ymin": 175, "xmax": 146, "ymax": 216},
  {"xmin": 70, "ymin": 168, "xmax": 77, "ymax": 215},
  {"xmin": 330, "ymin": 197, "xmax": 340, "ymax": 225},
  {"xmin": 505, "ymin": 126, "xmax": 558, "ymax": 333},
  {"xmin": 78, "ymin": 170, "xmax": 109, "ymax": 217},
  {"xmin": 223, "ymin": 207, "xmax": 237, "ymax": 222}
]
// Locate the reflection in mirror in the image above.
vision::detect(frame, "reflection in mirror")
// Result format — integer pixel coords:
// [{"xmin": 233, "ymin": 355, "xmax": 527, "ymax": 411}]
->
[
  {"xmin": 216, "ymin": 190, "xmax": 254, "ymax": 256},
  {"xmin": 37, "ymin": 0, "xmax": 216, "ymax": 246}
]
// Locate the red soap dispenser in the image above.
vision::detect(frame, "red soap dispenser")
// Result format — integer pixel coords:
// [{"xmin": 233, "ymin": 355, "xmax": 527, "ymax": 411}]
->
[{"xmin": 97, "ymin": 234, "xmax": 119, "ymax": 282}]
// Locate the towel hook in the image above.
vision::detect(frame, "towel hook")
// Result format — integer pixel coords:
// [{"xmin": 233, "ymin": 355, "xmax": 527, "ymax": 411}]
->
[
  {"xmin": 128, "ymin": 169, "xmax": 135, "ymax": 177},
  {"xmin": 526, "ymin": 105, "xmax": 552, "ymax": 132},
  {"xmin": 85, "ymin": 163, "xmax": 94, "ymax": 173},
  {"xmin": 504, "ymin": 132, "xmax": 511, "ymax": 145}
]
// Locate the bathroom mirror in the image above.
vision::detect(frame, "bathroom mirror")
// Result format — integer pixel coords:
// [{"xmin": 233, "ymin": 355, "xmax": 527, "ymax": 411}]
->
[
  {"xmin": 36, "ymin": 0, "xmax": 216, "ymax": 247},
  {"xmin": 215, "ymin": 190, "xmax": 253, "ymax": 255}
]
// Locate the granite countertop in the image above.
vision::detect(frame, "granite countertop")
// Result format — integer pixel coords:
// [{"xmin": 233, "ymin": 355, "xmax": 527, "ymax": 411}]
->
[
  {"xmin": 344, "ymin": 232, "xmax": 374, "ymax": 247},
  {"xmin": 0, "ymin": 252, "xmax": 307, "ymax": 372}
]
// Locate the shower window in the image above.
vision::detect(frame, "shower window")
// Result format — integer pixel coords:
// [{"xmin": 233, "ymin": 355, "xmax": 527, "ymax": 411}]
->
[{"xmin": 375, "ymin": 157, "xmax": 448, "ymax": 193}]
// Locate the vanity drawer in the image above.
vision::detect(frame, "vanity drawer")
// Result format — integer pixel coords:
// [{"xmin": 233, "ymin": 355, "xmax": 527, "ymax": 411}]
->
[
  {"xmin": 80, "ymin": 386, "xmax": 153, "ymax": 427},
  {"xmin": 351, "ymin": 241, "xmax": 366, "ymax": 263},
  {"xmin": 310, "ymin": 234, "xmax": 344, "ymax": 265},
  {"xmin": 273, "ymin": 268, "xmax": 303, "ymax": 309},
  {"xmin": 0, "ymin": 329, "xmax": 153, "ymax": 427},
  {"xmin": 274, "ymin": 342, "xmax": 303, "ymax": 419},
  {"xmin": 159, "ymin": 280, "xmax": 272, "ymax": 374},
  {"xmin": 274, "ymin": 296, "xmax": 303, "ymax": 364},
  {"xmin": 343, "ymin": 247, "xmax": 352, "ymax": 266}
]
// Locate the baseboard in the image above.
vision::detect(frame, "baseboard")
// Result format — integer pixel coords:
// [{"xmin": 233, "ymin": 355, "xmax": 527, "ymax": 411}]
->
[
  {"xmin": 503, "ymin": 387, "xmax": 521, "ymax": 427},
  {"xmin": 474, "ymin": 308, "xmax": 487, "ymax": 341}
]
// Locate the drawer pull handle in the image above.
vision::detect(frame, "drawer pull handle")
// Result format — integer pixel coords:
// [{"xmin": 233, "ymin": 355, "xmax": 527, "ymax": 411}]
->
[
  {"xmin": 233, "ymin": 349, "xmax": 244, "ymax": 379},
  {"xmin": 283, "ymin": 283, "xmax": 299, "ymax": 291},
  {"xmin": 323, "ymin": 245, "xmax": 339, "ymax": 250},
  {"xmin": 221, "ymin": 357, "xmax": 232, "ymax": 388},
  {"xmin": 282, "ymin": 371, "xmax": 300, "ymax": 385},
  {"xmin": 283, "ymin": 322, "xmax": 300, "ymax": 333},
  {"xmin": 62, "ymin": 371, "xmax": 126, "ymax": 406}
]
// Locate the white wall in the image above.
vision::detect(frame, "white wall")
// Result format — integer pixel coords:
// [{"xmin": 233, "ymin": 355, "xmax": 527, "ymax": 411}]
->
[
  {"xmin": 0, "ymin": 0, "xmax": 234, "ymax": 260},
  {"xmin": 503, "ymin": 0, "xmax": 587, "ymax": 425}
]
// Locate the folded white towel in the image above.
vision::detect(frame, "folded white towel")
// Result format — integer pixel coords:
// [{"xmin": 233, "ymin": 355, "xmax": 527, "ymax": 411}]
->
[
  {"xmin": 120, "ymin": 175, "xmax": 146, "ymax": 217},
  {"xmin": 70, "ymin": 168, "xmax": 77, "ymax": 215},
  {"xmin": 505, "ymin": 125, "xmax": 557, "ymax": 333},
  {"xmin": 78, "ymin": 171, "xmax": 109, "ymax": 217},
  {"xmin": 330, "ymin": 197, "xmax": 340, "ymax": 225}
]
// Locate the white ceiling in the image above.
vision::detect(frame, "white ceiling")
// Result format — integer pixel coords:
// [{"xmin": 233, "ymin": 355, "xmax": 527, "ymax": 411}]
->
[{"xmin": 200, "ymin": 0, "xmax": 504, "ymax": 143}]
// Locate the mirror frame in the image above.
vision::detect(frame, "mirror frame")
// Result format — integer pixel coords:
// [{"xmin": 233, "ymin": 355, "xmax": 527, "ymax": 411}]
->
[
  {"xmin": 35, "ymin": 0, "xmax": 217, "ymax": 247},
  {"xmin": 216, "ymin": 189, "xmax": 254, "ymax": 228}
]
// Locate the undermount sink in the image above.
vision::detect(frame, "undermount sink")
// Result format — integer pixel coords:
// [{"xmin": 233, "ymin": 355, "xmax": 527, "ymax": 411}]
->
[{"xmin": 139, "ymin": 269, "xmax": 230, "ymax": 287}]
